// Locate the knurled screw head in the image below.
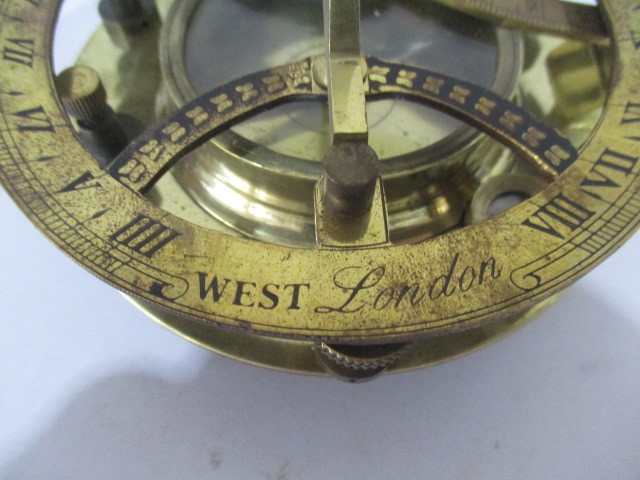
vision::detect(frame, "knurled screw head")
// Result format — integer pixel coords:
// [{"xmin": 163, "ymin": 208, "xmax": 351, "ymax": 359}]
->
[{"xmin": 56, "ymin": 65, "xmax": 108, "ymax": 124}]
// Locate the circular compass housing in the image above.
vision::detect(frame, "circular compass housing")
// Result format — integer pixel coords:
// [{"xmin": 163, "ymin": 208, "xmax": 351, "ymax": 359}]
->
[
  {"xmin": 0, "ymin": 0, "xmax": 638, "ymax": 381},
  {"xmin": 158, "ymin": 0, "xmax": 523, "ymax": 246}
]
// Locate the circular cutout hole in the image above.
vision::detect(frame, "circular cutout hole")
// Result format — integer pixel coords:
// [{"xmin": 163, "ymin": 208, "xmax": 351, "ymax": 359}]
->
[{"xmin": 488, "ymin": 192, "xmax": 529, "ymax": 217}]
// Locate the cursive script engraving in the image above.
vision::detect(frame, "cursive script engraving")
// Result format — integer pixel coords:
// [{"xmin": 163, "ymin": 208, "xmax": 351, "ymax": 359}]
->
[{"xmin": 316, "ymin": 254, "xmax": 502, "ymax": 314}]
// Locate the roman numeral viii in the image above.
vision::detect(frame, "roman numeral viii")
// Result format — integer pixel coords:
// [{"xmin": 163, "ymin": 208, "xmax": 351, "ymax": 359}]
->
[
  {"xmin": 522, "ymin": 193, "xmax": 594, "ymax": 239},
  {"xmin": 110, "ymin": 214, "xmax": 181, "ymax": 258}
]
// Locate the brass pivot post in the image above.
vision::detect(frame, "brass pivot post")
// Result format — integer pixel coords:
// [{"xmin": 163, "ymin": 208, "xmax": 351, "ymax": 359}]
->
[{"xmin": 321, "ymin": 0, "xmax": 378, "ymax": 219}]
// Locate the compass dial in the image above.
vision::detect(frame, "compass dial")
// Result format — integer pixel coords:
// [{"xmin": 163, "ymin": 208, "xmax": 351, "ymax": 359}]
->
[
  {"xmin": 0, "ymin": 0, "xmax": 638, "ymax": 379},
  {"xmin": 157, "ymin": 0, "xmax": 524, "ymax": 246}
]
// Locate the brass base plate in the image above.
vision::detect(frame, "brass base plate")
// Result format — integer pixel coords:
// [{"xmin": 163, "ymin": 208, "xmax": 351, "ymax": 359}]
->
[{"xmin": 128, "ymin": 295, "xmax": 556, "ymax": 377}]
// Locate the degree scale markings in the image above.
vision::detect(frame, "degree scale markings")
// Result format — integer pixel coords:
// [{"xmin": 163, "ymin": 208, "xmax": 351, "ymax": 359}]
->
[
  {"xmin": 0, "ymin": 0, "xmax": 638, "ymax": 341},
  {"xmin": 108, "ymin": 60, "xmax": 316, "ymax": 193},
  {"xmin": 111, "ymin": 56, "xmax": 577, "ymax": 195}
]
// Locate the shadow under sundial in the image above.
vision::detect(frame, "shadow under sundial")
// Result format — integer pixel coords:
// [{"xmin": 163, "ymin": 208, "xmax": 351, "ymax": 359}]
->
[{"xmin": 4, "ymin": 285, "xmax": 640, "ymax": 480}]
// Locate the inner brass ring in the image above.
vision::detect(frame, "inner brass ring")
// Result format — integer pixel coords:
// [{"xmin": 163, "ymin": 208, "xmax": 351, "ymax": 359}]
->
[
  {"xmin": 157, "ymin": 0, "xmax": 524, "ymax": 246},
  {"xmin": 160, "ymin": 0, "xmax": 523, "ymax": 176}
]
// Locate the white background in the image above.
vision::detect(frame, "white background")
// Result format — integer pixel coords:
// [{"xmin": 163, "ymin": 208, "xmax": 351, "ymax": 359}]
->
[{"xmin": 1, "ymin": 1, "xmax": 639, "ymax": 479}]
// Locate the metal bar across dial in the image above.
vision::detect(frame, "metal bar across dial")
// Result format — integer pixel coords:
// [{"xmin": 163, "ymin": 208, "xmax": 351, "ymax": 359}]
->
[{"xmin": 322, "ymin": 0, "xmax": 368, "ymax": 143}]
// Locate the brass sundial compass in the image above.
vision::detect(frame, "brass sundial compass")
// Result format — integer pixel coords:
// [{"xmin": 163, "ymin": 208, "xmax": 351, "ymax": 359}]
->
[{"xmin": 0, "ymin": 0, "xmax": 638, "ymax": 381}]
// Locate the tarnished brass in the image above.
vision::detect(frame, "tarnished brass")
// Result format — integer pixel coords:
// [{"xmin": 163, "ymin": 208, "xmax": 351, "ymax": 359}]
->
[
  {"xmin": 321, "ymin": 142, "xmax": 380, "ymax": 219},
  {"xmin": 316, "ymin": 178, "xmax": 389, "ymax": 248},
  {"xmin": 433, "ymin": 0, "xmax": 607, "ymax": 43},
  {"xmin": 55, "ymin": 65, "xmax": 132, "ymax": 167},
  {"xmin": 0, "ymin": 0, "xmax": 638, "ymax": 381}
]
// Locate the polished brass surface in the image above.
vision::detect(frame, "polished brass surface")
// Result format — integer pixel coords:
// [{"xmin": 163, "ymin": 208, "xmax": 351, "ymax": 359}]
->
[
  {"xmin": 0, "ymin": 0, "xmax": 638, "ymax": 380},
  {"xmin": 158, "ymin": 0, "xmax": 525, "ymax": 245},
  {"xmin": 320, "ymin": 0, "xmax": 379, "ymax": 219},
  {"xmin": 130, "ymin": 294, "xmax": 558, "ymax": 378},
  {"xmin": 547, "ymin": 40, "xmax": 608, "ymax": 122},
  {"xmin": 322, "ymin": 0, "xmax": 368, "ymax": 143},
  {"xmin": 160, "ymin": 0, "xmax": 522, "ymax": 161}
]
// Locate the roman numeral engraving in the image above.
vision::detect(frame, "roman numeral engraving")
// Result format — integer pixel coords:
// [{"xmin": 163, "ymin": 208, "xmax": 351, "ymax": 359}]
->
[
  {"xmin": 13, "ymin": 105, "xmax": 54, "ymax": 132},
  {"xmin": 522, "ymin": 193, "xmax": 594, "ymax": 239},
  {"xmin": 57, "ymin": 172, "xmax": 102, "ymax": 193},
  {"xmin": 580, "ymin": 148, "xmax": 638, "ymax": 200},
  {"xmin": 3, "ymin": 38, "xmax": 35, "ymax": 67},
  {"xmin": 110, "ymin": 214, "xmax": 181, "ymax": 258},
  {"xmin": 622, "ymin": 102, "xmax": 640, "ymax": 124}
]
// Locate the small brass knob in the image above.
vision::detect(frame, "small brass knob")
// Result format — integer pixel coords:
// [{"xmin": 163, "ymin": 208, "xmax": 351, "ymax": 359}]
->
[
  {"xmin": 56, "ymin": 65, "xmax": 109, "ymax": 125},
  {"xmin": 56, "ymin": 65, "xmax": 136, "ymax": 167}
]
